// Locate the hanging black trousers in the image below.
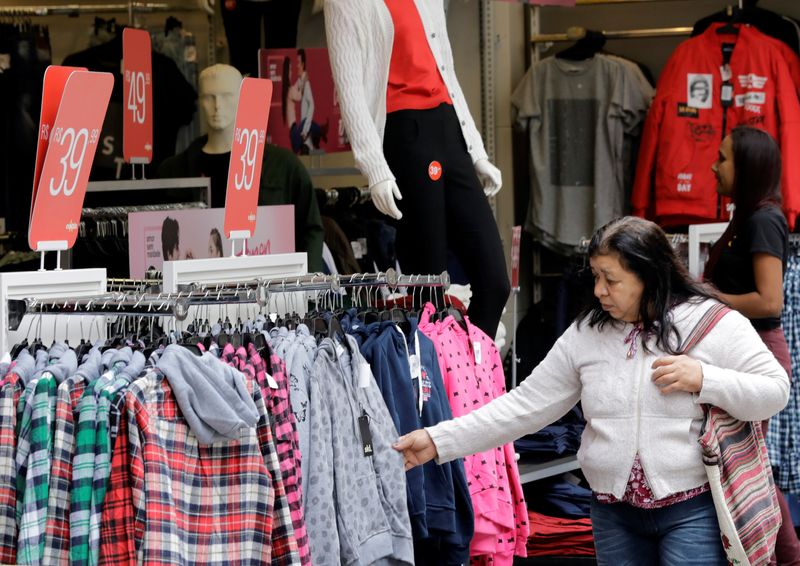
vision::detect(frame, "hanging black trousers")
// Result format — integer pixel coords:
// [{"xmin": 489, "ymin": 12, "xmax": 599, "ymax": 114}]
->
[
  {"xmin": 221, "ymin": 0, "xmax": 302, "ymax": 77},
  {"xmin": 384, "ymin": 103, "xmax": 510, "ymax": 338}
]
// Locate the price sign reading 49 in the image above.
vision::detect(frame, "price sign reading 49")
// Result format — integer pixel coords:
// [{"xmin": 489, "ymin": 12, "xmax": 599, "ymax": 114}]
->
[
  {"xmin": 122, "ymin": 28, "xmax": 153, "ymax": 164},
  {"xmin": 224, "ymin": 78, "xmax": 273, "ymax": 240},
  {"xmin": 29, "ymin": 71, "xmax": 113, "ymax": 251}
]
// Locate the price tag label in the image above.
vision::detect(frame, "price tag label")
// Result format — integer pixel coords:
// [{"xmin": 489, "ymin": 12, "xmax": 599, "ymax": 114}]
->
[
  {"xmin": 30, "ymin": 66, "xmax": 86, "ymax": 226},
  {"xmin": 511, "ymin": 225, "xmax": 522, "ymax": 289},
  {"xmin": 224, "ymin": 77, "xmax": 273, "ymax": 239},
  {"xmin": 122, "ymin": 28, "xmax": 153, "ymax": 164},
  {"xmin": 29, "ymin": 71, "xmax": 114, "ymax": 251}
]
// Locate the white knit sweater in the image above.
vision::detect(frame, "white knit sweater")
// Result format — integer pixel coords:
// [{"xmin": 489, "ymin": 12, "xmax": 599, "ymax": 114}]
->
[
  {"xmin": 427, "ymin": 299, "xmax": 790, "ymax": 499},
  {"xmin": 323, "ymin": 0, "xmax": 489, "ymax": 187}
]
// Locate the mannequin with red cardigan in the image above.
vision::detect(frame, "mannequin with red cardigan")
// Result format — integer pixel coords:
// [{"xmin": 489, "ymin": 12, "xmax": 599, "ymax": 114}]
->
[{"xmin": 324, "ymin": 0, "xmax": 510, "ymax": 340}]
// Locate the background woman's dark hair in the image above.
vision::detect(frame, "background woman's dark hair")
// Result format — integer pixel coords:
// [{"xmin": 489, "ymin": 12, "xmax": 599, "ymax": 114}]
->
[
  {"xmin": 577, "ymin": 216, "xmax": 717, "ymax": 354},
  {"xmin": 161, "ymin": 217, "xmax": 179, "ymax": 260},
  {"xmin": 209, "ymin": 228, "xmax": 223, "ymax": 255},
  {"xmin": 281, "ymin": 57, "xmax": 290, "ymax": 126},
  {"xmin": 729, "ymin": 126, "xmax": 782, "ymax": 227}
]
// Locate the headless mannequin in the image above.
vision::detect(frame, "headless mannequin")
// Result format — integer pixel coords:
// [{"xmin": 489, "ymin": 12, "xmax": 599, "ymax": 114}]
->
[{"xmin": 326, "ymin": 0, "xmax": 509, "ymax": 339}]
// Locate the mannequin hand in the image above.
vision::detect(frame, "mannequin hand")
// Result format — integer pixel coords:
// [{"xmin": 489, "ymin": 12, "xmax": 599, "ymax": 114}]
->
[
  {"xmin": 393, "ymin": 429, "xmax": 438, "ymax": 471},
  {"xmin": 651, "ymin": 355, "xmax": 704, "ymax": 394},
  {"xmin": 475, "ymin": 159, "xmax": 502, "ymax": 197},
  {"xmin": 197, "ymin": 0, "xmax": 214, "ymax": 15},
  {"xmin": 370, "ymin": 179, "xmax": 403, "ymax": 220}
]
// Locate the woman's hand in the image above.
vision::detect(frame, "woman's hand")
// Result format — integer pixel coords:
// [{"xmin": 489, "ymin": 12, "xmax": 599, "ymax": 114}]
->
[
  {"xmin": 651, "ymin": 355, "xmax": 704, "ymax": 394},
  {"xmin": 393, "ymin": 429, "xmax": 438, "ymax": 471}
]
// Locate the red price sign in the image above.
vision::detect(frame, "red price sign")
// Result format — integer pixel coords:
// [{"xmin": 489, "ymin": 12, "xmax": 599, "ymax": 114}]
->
[
  {"xmin": 29, "ymin": 71, "xmax": 113, "ymax": 251},
  {"xmin": 511, "ymin": 225, "xmax": 522, "ymax": 289},
  {"xmin": 123, "ymin": 28, "xmax": 153, "ymax": 164},
  {"xmin": 30, "ymin": 66, "xmax": 86, "ymax": 225},
  {"xmin": 224, "ymin": 78, "xmax": 273, "ymax": 239}
]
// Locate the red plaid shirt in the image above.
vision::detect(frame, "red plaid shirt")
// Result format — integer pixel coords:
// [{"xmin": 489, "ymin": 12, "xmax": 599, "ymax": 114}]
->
[
  {"xmin": 0, "ymin": 371, "xmax": 24, "ymax": 564},
  {"xmin": 98, "ymin": 370, "xmax": 300, "ymax": 565}
]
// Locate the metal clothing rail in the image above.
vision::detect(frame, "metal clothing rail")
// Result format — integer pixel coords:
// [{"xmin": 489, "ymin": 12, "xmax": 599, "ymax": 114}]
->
[
  {"xmin": 10, "ymin": 270, "xmax": 452, "ymax": 329},
  {"xmin": 532, "ymin": 25, "xmax": 692, "ymax": 43},
  {"xmin": 0, "ymin": 3, "xmax": 206, "ymax": 16}
]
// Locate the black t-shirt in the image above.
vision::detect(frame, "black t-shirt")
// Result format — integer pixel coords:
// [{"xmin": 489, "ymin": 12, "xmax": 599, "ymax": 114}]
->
[
  {"xmin": 199, "ymin": 151, "xmax": 232, "ymax": 208},
  {"xmin": 710, "ymin": 206, "xmax": 788, "ymax": 330}
]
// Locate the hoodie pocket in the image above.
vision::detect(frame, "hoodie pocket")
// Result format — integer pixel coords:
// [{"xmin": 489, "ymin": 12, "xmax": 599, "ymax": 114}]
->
[{"xmin": 344, "ymin": 474, "xmax": 391, "ymax": 549}]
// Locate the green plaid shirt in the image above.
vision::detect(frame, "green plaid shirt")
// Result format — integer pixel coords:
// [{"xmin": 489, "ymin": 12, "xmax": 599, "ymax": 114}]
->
[{"xmin": 15, "ymin": 373, "xmax": 58, "ymax": 564}]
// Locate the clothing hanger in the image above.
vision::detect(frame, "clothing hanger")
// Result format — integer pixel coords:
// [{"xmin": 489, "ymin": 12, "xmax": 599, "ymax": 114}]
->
[
  {"xmin": 716, "ymin": 5, "xmax": 741, "ymax": 35},
  {"xmin": 556, "ymin": 28, "xmax": 606, "ymax": 61}
]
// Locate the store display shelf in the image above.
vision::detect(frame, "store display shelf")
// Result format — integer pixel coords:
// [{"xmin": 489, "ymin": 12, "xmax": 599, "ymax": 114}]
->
[{"xmin": 518, "ymin": 454, "xmax": 580, "ymax": 484}]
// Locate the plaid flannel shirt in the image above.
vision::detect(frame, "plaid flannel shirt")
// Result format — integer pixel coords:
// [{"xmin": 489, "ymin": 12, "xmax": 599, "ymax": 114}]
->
[
  {"xmin": 71, "ymin": 363, "xmax": 126, "ymax": 565},
  {"xmin": 252, "ymin": 344, "xmax": 311, "ymax": 566},
  {"xmin": 15, "ymin": 372, "xmax": 59, "ymax": 564},
  {"xmin": 101, "ymin": 368, "xmax": 300, "ymax": 565},
  {"xmin": 0, "ymin": 371, "xmax": 25, "ymax": 564},
  {"xmin": 221, "ymin": 344, "xmax": 301, "ymax": 566},
  {"xmin": 42, "ymin": 374, "xmax": 89, "ymax": 565}
]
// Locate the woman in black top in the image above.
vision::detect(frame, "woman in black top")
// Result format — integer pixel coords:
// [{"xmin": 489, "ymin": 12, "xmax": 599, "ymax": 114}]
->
[{"xmin": 705, "ymin": 126, "xmax": 800, "ymax": 565}]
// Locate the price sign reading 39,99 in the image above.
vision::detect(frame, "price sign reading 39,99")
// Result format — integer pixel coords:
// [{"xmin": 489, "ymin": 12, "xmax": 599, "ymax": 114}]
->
[
  {"xmin": 29, "ymin": 71, "xmax": 113, "ymax": 251},
  {"xmin": 122, "ymin": 28, "xmax": 153, "ymax": 164},
  {"xmin": 224, "ymin": 78, "xmax": 273, "ymax": 240}
]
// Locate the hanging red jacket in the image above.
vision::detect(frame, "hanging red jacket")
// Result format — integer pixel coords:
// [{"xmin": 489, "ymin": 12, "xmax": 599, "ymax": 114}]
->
[{"xmin": 632, "ymin": 24, "xmax": 800, "ymax": 229}]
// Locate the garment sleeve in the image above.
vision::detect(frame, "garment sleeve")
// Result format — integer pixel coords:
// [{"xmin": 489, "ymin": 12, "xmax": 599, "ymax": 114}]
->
[
  {"xmin": 773, "ymin": 55, "xmax": 800, "ymax": 229},
  {"xmin": 303, "ymin": 377, "xmax": 340, "ymax": 565},
  {"xmin": 510, "ymin": 66, "xmax": 541, "ymax": 129},
  {"xmin": 631, "ymin": 50, "xmax": 681, "ymax": 220},
  {"xmin": 694, "ymin": 309, "xmax": 790, "ymax": 421},
  {"xmin": 427, "ymin": 323, "xmax": 581, "ymax": 464},
  {"xmin": 745, "ymin": 209, "xmax": 787, "ymax": 259},
  {"xmin": 291, "ymin": 162, "xmax": 324, "ymax": 273},
  {"xmin": 323, "ymin": 0, "xmax": 395, "ymax": 187}
]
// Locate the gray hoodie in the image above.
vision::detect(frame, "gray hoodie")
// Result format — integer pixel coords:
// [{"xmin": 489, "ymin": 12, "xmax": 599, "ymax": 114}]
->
[
  {"xmin": 155, "ymin": 345, "xmax": 259, "ymax": 444},
  {"xmin": 305, "ymin": 335, "xmax": 413, "ymax": 566}
]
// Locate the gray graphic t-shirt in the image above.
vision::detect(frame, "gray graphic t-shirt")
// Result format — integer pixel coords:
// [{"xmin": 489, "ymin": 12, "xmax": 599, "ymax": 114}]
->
[{"xmin": 512, "ymin": 55, "xmax": 652, "ymax": 252}]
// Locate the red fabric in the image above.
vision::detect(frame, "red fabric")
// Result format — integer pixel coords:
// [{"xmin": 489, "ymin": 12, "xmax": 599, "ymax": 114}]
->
[
  {"xmin": 632, "ymin": 24, "xmax": 800, "ymax": 229},
  {"xmin": 594, "ymin": 454, "xmax": 710, "ymax": 509},
  {"xmin": 526, "ymin": 511, "xmax": 595, "ymax": 557},
  {"xmin": 384, "ymin": 0, "xmax": 452, "ymax": 113}
]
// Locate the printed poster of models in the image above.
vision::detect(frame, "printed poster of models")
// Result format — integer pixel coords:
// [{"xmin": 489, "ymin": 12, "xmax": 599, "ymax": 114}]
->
[{"xmin": 259, "ymin": 48, "xmax": 350, "ymax": 155}]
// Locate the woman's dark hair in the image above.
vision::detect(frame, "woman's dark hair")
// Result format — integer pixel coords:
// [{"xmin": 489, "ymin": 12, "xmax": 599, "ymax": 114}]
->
[
  {"xmin": 281, "ymin": 57, "xmax": 290, "ymax": 126},
  {"xmin": 209, "ymin": 228, "xmax": 223, "ymax": 256},
  {"xmin": 161, "ymin": 217, "xmax": 179, "ymax": 260},
  {"xmin": 298, "ymin": 48, "xmax": 306, "ymax": 69},
  {"xmin": 729, "ymin": 126, "xmax": 782, "ymax": 227},
  {"xmin": 577, "ymin": 216, "xmax": 717, "ymax": 354}
]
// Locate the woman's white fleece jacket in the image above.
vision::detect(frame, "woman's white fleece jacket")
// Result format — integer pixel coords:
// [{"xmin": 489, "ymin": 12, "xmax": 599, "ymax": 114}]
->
[{"xmin": 427, "ymin": 299, "xmax": 790, "ymax": 499}]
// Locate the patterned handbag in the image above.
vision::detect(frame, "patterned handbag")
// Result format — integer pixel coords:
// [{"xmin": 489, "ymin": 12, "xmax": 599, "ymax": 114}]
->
[{"xmin": 682, "ymin": 302, "xmax": 782, "ymax": 566}]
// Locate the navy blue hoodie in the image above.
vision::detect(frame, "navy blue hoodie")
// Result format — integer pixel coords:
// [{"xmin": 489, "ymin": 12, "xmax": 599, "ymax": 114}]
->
[{"xmin": 352, "ymin": 318, "xmax": 473, "ymax": 564}]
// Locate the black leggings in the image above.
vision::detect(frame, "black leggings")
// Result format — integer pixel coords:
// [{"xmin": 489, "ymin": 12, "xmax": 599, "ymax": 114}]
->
[
  {"xmin": 383, "ymin": 103, "xmax": 510, "ymax": 338},
  {"xmin": 220, "ymin": 0, "xmax": 302, "ymax": 77}
]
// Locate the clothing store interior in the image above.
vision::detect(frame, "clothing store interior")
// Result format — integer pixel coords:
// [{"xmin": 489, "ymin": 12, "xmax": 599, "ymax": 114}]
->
[{"xmin": 5, "ymin": 0, "xmax": 800, "ymax": 564}]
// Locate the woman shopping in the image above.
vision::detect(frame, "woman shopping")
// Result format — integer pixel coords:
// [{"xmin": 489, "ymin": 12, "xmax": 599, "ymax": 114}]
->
[
  {"xmin": 395, "ymin": 215, "xmax": 789, "ymax": 566},
  {"xmin": 705, "ymin": 126, "xmax": 800, "ymax": 565}
]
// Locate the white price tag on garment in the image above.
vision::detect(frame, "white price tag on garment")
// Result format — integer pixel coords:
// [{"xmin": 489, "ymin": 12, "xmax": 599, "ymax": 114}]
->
[
  {"xmin": 473, "ymin": 341, "xmax": 482, "ymax": 365},
  {"xmin": 720, "ymin": 64, "xmax": 732, "ymax": 82},
  {"xmin": 357, "ymin": 360, "xmax": 372, "ymax": 388},
  {"xmin": 265, "ymin": 371, "xmax": 279, "ymax": 390}
]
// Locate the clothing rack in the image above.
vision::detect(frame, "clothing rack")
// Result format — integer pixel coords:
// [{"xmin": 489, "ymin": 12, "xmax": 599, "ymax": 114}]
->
[
  {"xmin": 10, "ymin": 270, "xmax": 452, "ymax": 329},
  {"xmin": 532, "ymin": 25, "xmax": 692, "ymax": 44},
  {"xmin": 0, "ymin": 3, "xmax": 206, "ymax": 17},
  {"xmin": 81, "ymin": 202, "xmax": 207, "ymax": 220}
]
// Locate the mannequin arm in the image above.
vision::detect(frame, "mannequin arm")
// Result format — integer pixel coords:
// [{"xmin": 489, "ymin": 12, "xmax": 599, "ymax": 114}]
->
[
  {"xmin": 475, "ymin": 159, "xmax": 502, "ymax": 197},
  {"xmin": 370, "ymin": 180, "xmax": 403, "ymax": 220},
  {"xmin": 324, "ymin": 0, "xmax": 396, "ymax": 187},
  {"xmin": 196, "ymin": 0, "xmax": 213, "ymax": 15}
]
